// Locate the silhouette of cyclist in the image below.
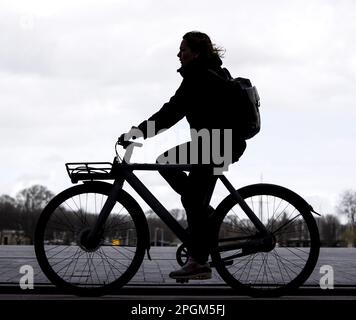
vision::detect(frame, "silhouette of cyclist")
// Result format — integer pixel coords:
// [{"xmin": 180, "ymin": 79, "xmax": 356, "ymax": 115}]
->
[{"xmin": 119, "ymin": 31, "xmax": 246, "ymax": 280}]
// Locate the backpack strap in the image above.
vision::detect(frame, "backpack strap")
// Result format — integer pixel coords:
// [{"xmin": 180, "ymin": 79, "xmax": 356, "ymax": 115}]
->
[
  {"xmin": 207, "ymin": 68, "xmax": 231, "ymax": 81},
  {"xmin": 222, "ymin": 67, "xmax": 232, "ymax": 79}
]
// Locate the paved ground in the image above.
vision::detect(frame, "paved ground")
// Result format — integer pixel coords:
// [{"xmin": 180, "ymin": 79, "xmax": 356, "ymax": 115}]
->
[
  {"xmin": 1, "ymin": 246, "xmax": 356, "ymax": 287},
  {"xmin": 0, "ymin": 246, "xmax": 355, "ymax": 319}
]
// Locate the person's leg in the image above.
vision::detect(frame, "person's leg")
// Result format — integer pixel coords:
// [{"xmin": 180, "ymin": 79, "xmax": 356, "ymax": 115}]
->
[
  {"xmin": 182, "ymin": 165, "xmax": 217, "ymax": 264},
  {"xmin": 168, "ymin": 166, "xmax": 217, "ymax": 280},
  {"xmin": 156, "ymin": 142, "xmax": 191, "ymax": 195},
  {"xmin": 157, "ymin": 142, "xmax": 218, "ymax": 278},
  {"xmin": 157, "ymin": 143, "xmax": 216, "ymax": 259}
]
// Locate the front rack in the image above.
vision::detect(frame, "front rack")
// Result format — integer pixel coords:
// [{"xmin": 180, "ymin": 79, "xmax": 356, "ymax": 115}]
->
[{"xmin": 65, "ymin": 162, "xmax": 114, "ymax": 183}]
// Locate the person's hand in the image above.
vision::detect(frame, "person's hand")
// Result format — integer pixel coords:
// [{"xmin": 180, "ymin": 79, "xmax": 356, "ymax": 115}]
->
[{"xmin": 118, "ymin": 126, "xmax": 143, "ymax": 144}]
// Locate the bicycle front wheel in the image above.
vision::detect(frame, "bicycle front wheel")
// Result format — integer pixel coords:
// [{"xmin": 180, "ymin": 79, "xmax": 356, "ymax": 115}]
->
[
  {"xmin": 211, "ymin": 183, "xmax": 320, "ymax": 296},
  {"xmin": 34, "ymin": 182, "xmax": 147, "ymax": 296}
]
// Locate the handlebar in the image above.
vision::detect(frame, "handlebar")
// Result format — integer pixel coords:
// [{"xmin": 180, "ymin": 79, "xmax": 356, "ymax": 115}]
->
[
  {"xmin": 117, "ymin": 140, "xmax": 143, "ymax": 149},
  {"xmin": 115, "ymin": 138, "xmax": 143, "ymax": 163}
]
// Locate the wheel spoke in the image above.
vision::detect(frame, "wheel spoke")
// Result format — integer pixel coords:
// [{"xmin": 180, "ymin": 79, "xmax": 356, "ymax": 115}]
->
[
  {"xmin": 214, "ymin": 184, "xmax": 320, "ymax": 294},
  {"xmin": 35, "ymin": 184, "xmax": 144, "ymax": 294}
]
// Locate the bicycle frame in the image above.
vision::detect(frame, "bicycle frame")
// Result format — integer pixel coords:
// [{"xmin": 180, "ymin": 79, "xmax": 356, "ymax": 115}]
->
[
  {"xmin": 85, "ymin": 144, "xmax": 269, "ymax": 248},
  {"xmin": 36, "ymin": 141, "xmax": 320, "ymax": 296}
]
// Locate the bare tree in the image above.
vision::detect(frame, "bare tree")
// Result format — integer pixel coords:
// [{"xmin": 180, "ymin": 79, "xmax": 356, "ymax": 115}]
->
[
  {"xmin": 318, "ymin": 214, "xmax": 341, "ymax": 246},
  {"xmin": 338, "ymin": 190, "xmax": 356, "ymax": 225},
  {"xmin": 0, "ymin": 195, "xmax": 20, "ymax": 230},
  {"xmin": 16, "ymin": 185, "xmax": 54, "ymax": 244},
  {"xmin": 338, "ymin": 190, "xmax": 356, "ymax": 246}
]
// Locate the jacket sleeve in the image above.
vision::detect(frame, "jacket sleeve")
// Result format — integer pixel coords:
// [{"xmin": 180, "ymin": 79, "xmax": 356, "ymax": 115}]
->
[{"xmin": 137, "ymin": 81, "xmax": 188, "ymax": 139}]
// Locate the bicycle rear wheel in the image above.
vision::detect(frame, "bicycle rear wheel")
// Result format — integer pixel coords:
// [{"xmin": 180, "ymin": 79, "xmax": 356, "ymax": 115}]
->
[
  {"xmin": 34, "ymin": 182, "xmax": 147, "ymax": 296},
  {"xmin": 211, "ymin": 183, "xmax": 320, "ymax": 297}
]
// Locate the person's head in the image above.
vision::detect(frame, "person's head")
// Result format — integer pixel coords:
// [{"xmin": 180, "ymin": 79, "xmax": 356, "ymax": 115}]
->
[{"xmin": 177, "ymin": 31, "xmax": 224, "ymax": 67}]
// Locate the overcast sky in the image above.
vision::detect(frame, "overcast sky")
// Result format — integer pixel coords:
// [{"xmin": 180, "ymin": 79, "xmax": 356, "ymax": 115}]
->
[{"xmin": 1, "ymin": 0, "xmax": 355, "ymax": 216}]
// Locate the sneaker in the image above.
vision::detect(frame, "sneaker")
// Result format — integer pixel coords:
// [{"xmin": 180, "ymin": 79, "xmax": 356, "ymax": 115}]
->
[{"xmin": 169, "ymin": 258, "xmax": 212, "ymax": 280}]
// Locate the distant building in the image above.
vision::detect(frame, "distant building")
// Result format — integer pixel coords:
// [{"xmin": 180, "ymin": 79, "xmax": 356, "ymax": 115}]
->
[{"xmin": 0, "ymin": 229, "xmax": 31, "ymax": 245}]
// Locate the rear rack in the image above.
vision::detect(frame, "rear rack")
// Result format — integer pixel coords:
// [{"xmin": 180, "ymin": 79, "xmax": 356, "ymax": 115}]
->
[{"xmin": 65, "ymin": 162, "xmax": 114, "ymax": 183}]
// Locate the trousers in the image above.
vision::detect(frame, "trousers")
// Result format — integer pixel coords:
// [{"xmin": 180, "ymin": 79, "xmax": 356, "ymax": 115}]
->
[{"xmin": 157, "ymin": 140, "xmax": 246, "ymax": 264}]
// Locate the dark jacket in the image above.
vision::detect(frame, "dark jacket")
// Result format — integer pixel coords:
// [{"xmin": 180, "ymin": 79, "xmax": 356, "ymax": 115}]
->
[{"xmin": 137, "ymin": 56, "xmax": 246, "ymax": 159}]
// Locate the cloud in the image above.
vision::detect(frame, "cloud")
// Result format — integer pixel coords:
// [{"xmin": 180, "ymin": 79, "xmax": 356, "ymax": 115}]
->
[{"xmin": 0, "ymin": 0, "xmax": 355, "ymax": 213}]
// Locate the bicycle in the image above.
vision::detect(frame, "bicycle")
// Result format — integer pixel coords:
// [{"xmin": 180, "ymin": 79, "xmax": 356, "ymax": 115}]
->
[{"xmin": 34, "ymin": 140, "xmax": 320, "ymax": 297}]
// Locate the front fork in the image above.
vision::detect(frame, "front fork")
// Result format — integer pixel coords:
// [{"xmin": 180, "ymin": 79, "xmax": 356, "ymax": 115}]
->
[{"xmin": 84, "ymin": 177, "xmax": 125, "ymax": 249}]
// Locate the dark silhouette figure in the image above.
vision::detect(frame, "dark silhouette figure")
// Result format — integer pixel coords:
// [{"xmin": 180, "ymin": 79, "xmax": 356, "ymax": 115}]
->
[{"xmin": 120, "ymin": 31, "xmax": 246, "ymax": 280}]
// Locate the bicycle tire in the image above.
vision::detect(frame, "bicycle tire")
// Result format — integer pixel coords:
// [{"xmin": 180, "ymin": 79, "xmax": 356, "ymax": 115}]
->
[
  {"xmin": 211, "ymin": 183, "xmax": 320, "ymax": 297},
  {"xmin": 34, "ymin": 182, "xmax": 147, "ymax": 296}
]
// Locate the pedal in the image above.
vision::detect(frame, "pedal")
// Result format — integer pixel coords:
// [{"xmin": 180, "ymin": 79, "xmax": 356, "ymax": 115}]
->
[{"xmin": 176, "ymin": 278, "xmax": 189, "ymax": 284}]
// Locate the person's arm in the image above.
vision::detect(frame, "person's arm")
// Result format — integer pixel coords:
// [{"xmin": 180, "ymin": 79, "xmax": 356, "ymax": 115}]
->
[{"xmin": 136, "ymin": 81, "xmax": 189, "ymax": 139}]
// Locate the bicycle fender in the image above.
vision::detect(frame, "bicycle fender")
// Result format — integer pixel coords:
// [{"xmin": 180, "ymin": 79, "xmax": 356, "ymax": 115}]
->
[
  {"xmin": 214, "ymin": 183, "xmax": 320, "ymax": 224},
  {"xmin": 244, "ymin": 183, "xmax": 322, "ymax": 217}
]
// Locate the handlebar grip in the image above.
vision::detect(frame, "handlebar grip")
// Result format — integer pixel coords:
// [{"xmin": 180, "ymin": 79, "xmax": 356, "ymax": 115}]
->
[{"xmin": 119, "ymin": 140, "xmax": 143, "ymax": 149}]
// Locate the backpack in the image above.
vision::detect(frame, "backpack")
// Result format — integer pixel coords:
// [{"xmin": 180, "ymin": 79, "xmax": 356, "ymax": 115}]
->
[{"xmin": 208, "ymin": 68, "xmax": 261, "ymax": 140}]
